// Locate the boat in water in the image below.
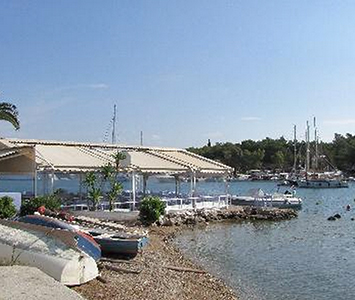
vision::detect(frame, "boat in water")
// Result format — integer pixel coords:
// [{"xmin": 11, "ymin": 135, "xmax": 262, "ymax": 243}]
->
[
  {"xmin": 296, "ymin": 119, "xmax": 348, "ymax": 189},
  {"xmin": 297, "ymin": 177, "xmax": 348, "ymax": 188},
  {"xmin": 231, "ymin": 189, "xmax": 302, "ymax": 209},
  {"xmin": 0, "ymin": 219, "xmax": 99, "ymax": 285}
]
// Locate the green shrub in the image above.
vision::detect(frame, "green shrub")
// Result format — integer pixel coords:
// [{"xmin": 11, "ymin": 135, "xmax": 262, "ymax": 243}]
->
[
  {"xmin": 0, "ymin": 196, "xmax": 17, "ymax": 219},
  {"xmin": 139, "ymin": 196, "xmax": 166, "ymax": 225},
  {"xmin": 20, "ymin": 194, "xmax": 61, "ymax": 216}
]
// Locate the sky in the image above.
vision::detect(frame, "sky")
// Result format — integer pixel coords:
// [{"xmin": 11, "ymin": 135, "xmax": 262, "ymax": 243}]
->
[{"xmin": 1, "ymin": 0, "xmax": 355, "ymax": 148}]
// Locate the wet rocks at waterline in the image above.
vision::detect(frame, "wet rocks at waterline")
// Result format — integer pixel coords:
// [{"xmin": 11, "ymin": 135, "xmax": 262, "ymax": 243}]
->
[{"xmin": 157, "ymin": 207, "xmax": 298, "ymax": 226}]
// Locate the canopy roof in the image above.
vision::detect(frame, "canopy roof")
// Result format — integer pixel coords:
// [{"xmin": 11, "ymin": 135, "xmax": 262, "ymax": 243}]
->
[{"xmin": 0, "ymin": 138, "xmax": 232, "ymax": 176}]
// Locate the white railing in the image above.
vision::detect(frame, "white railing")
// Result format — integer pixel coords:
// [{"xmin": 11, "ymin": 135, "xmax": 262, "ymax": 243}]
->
[
  {"xmin": 162, "ymin": 194, "xmax": 230, "ymax": 212},
  {"xmin": 63, "ymin": 194, "xmax": 231, "ymax": 212}
]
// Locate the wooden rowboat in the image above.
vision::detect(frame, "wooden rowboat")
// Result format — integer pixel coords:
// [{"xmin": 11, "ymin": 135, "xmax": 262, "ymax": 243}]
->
[{"xmin": 89, "ymin": 230, "xmax": 148, "ymax": 258}]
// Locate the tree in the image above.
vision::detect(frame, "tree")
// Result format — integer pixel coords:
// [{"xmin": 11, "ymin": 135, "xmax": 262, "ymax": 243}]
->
[
  {"xmin": 84, "ymin": 171, "xmax": 102, "ymax": 210},
  {"xmin": 139, "ymin": 196, "xmax": 165, "ymax": 225},
  {"xmin": 0, "ymin": 196, "xmax": 16, "ymax": 218},
  {"xmin": 272, "ymin": 150, "xmax": 285, "ymax": 170},
  {"xmin": 101, "ymin": 163, "xmax": 123, "ymax": 211},
  {"xmin": 20, "ymin": 194, "xmax": 61, "ymax": 216},
  {"xmin": 112, "ymin": 151, "xmax": 126, "ymax": 170},
  {"xmin": 0, "ymin": 102, "xmax": 20, "ymax": 130}
]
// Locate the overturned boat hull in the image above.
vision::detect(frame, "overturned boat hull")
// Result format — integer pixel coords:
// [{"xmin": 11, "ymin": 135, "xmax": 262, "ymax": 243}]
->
[
  {"xmin": 17, "ymin": 215, "xmax": 101, "ymax": 261},
  {"xmin": 0, "ymin": 220, "xmax": 98, "ymax": 285}
]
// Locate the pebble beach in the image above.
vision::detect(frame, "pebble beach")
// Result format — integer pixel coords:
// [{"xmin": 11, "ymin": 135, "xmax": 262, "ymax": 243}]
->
[
  {"xmin": 73, "ymin": 226, "xmax": 238, "ymax": 300},
  {"xmin": 73, "ymin": 207, "xmax": 297, "ymax": 300}
]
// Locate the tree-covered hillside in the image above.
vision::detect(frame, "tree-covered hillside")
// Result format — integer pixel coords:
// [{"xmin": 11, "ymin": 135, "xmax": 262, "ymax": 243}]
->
[{"xmin": 188, "ymin": 134, "xmax": 355, "ymax": 175}]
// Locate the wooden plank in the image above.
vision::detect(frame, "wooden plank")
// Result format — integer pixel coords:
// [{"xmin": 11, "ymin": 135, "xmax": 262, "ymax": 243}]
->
[
  {"xmin": 163, "ymin": 265, "xmax": 206, "ymax": 274},
  {"xmin": 100, "ymin": 258, "xmax": 135, "ymax": 264},
  {"xmin": 102, "ymin": 264, "xmax": 142, "ymax": 274}
]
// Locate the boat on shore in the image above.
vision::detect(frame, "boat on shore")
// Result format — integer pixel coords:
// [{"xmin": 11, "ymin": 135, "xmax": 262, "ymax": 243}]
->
[
  {"xmin": 88, "ymin": 230, "xmax": 148, "ymax": 258},
  {"xmin": 231, "ymin": 189, "xmax": 302, "ymax": 209},
  {"xmin": 17, "ymin": 213, "xmax": 148, "ymax": 259},
  {"xmin": 0, "ymin": 219, "xmax": 98, "ymax": 285},
  {"xmin": 17, "ymin": 215, "xmax": 102, "ymax": 261}
]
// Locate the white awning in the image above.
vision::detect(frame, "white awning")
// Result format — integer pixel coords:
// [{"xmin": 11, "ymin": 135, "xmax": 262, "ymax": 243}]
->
[{"xmin": 0, "ymin": 138, "xmax": 232, "ymax": 175}]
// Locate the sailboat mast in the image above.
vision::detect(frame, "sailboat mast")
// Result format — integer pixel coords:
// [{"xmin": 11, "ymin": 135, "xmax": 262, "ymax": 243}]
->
[
  {"xmin": 293, "ymin": 125, "xmax": 297, "ymax": 172},
  {"xmin": 314, "ymin": 117, "xmax": 318, "ymax": 170},
  {"xmin": 306, "ymin": 121, "xmax": 310, "ymax": 174},
  {"xmin": 112, "ymin": 104, "xmax": 117, "ymax": 144}
]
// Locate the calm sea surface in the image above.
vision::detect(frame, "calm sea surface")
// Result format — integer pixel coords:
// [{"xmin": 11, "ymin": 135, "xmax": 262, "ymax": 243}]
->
[
  {"xmin": 175, "ymin": 181, "xmax": 355, "ymax": 300},
  {"xmin": 1, "ymin": 177, "xmax": 355, "ymax": 299}
]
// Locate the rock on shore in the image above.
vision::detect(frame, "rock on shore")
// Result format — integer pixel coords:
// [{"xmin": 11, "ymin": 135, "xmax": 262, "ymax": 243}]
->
[{"xmin": 158, "ymin": 206, "xmax": 298, "ymax": 226}]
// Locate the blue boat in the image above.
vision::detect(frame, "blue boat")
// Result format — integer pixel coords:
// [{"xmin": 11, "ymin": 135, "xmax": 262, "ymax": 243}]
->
[
  {"xmin": 18, "ymin": 214, "xmax": 148, "ymax": 259},
  {"xmin": 88, "ymin": 230, "xmax": 149, "ymax": 258}
]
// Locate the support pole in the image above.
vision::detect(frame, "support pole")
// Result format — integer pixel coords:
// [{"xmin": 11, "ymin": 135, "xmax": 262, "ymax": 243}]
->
[
  {"xmin": 50, "ymin": 170, "xmax": 55, "ymax": 194},
  {"xmin": 193, "ymin": 173, "xmax": 197, "ymax": 194},
  {"xmin": 42, "ymin": 171, "xmax": 46, "ymax": 195},
  {"xmin": 33, "ymin": 169, "xmax": 38, "ymax": 197},
  {"xmin": 178, "ymin": 177, "xmax": 181, "ymax": 195},
  {"xmin": 132, "ymin": 171, "xmax": 136, "ymax": 211},
  {"xmin": 142, "ymin": 174, "xmax": 148, "ymax": 197},
  {"xmin": 191, "ymin": 171, "xmax": 197, "ymax": 208},
  {"xmin": 224, "ymin": 174, "xmax": 230, "ymax": 207},
  {"xmin": 174, "ymin": 175, "xmax": 178, "ymax": 196},
  {"xmin": 79, "ymin": 172, "xmax": 83, "ymax": 202}
]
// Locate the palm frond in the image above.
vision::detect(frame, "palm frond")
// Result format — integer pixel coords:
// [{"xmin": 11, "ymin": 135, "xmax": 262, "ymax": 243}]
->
[{"xmin": 0, "ymin": 102, "xmax": 20, "ymax": 130}]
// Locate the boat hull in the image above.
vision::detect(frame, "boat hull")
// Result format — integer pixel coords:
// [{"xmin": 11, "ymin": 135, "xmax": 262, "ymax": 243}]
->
[
  {"xmin": 93, "ymin": 234, "xmax": 148, "ymax": 258},
  {"xmin": 17, "ymin": 215, "xmax": 101, "ymax": 261},
  {"xmin": 0, "ymin": 220, "xmax": 98, "ymax": 285},
  {"xmin": 297, "ymin": 179, "xmax": 348, "ymax": 188},
  {"xmin": 231, "ymin": 196, "xmax": 302, "ymax": 209}
]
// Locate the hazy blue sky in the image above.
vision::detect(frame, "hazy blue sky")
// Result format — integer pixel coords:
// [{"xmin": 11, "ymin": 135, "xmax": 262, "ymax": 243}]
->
[{"xmin": 1, "ymin": 0, "xmax": 355, "ymax": 148}]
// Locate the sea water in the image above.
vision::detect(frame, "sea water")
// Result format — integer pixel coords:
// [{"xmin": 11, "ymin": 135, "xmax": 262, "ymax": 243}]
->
[
  {"xmin": 2, "ymin": 176, "xmax": 355, "ymax": 299},
  {"xmin": 175, "ymin": 181, "xmax": 355, "ymax": 300}
]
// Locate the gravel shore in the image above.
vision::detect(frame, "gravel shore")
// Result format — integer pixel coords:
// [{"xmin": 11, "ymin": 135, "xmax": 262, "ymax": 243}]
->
[{"xmin": 73, "ymin": 226, "xmax": 238, "ymax": 300}]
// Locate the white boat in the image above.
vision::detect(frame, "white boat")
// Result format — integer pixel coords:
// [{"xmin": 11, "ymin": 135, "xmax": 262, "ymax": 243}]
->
[
  {"xmin": 297, "ymin": 178, "xmax": 348, "ymax": 188},
  {"xmin": 232, "ymin": 189, "xmax": 302, "ymax": 209},
  {"xmin": 296, "ymin": 119, "xmax": 348, "ymax": 189},
  {"xmin": 0, "ymin": 219, "xmax": 98, "ymax": 286}
]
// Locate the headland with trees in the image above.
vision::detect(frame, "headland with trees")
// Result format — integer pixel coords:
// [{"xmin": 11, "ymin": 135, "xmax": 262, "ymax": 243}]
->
[{"xmin": 188, "ymin": 134, "xmax": 355, "ymax": 176}]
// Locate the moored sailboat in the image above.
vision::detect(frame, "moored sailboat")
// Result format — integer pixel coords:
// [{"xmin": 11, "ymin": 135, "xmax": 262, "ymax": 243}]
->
[{"xmin": 293, "ymin": 119, "xmax": 348, "ymax": 189}]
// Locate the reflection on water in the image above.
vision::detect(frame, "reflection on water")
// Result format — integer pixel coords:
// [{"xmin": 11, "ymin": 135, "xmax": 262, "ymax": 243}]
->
[{"xmin": 175, "ymin": 181, "xmax": 355, "ymax": 300}]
